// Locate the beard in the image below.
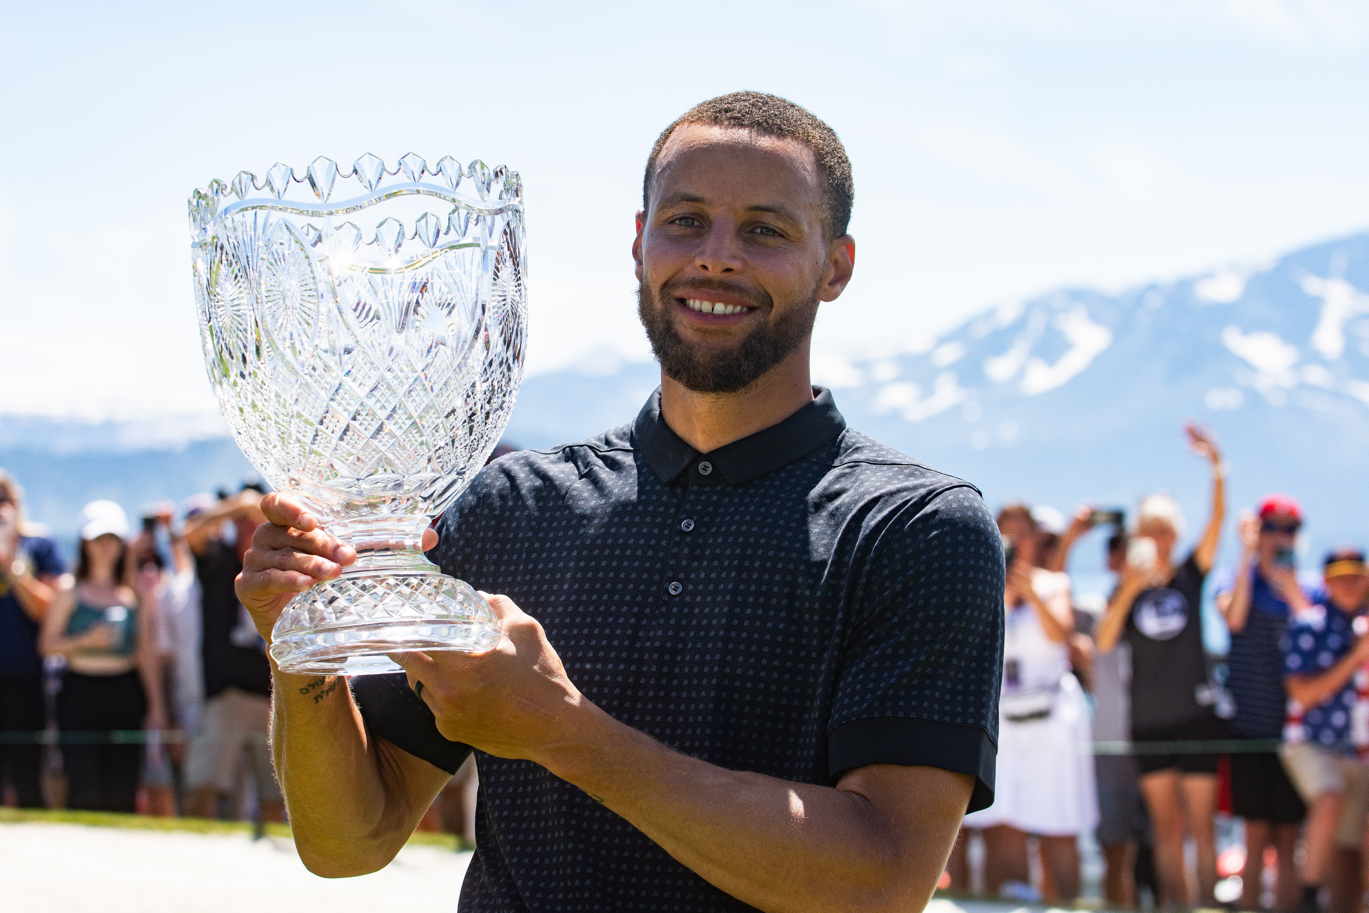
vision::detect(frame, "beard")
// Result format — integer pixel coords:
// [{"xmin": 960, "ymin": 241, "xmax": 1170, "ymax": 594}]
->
[{"xmin": 636, "ymin": 279, "xmax": 819, "ymax": 394}]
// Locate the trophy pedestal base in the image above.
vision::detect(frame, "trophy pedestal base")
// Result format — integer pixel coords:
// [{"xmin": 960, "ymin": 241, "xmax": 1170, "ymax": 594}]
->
[{"xmin": 268, "ymin": 572, "xmax": 501, "ymax": 676}]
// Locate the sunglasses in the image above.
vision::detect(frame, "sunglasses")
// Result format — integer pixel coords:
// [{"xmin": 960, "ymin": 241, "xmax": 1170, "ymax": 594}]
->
[{"xmin": 1261, "ymin": 521, "xmax": 1302, "ymax": 535}]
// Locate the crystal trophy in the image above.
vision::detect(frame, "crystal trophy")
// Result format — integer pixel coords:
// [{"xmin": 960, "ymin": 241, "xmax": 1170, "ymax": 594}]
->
[{"xmin": 188, "ymin": 154, "xmax": 527, "ymax": 675}]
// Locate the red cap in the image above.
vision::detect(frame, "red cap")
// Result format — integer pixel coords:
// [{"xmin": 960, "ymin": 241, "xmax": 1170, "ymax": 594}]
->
[{"xmin": 1257, "ymin": 494, "xmax": 1303, "ymax": 521}]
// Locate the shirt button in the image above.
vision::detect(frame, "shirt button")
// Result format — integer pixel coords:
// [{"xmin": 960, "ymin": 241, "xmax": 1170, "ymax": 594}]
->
[
  {"xmin": 697, "ymin": 460, "xmax": 713, "ymax": 477},
  {"xmin": 667, "ymin": 580, "xmax": 684, "ymax": 596},
  {"xmin": 680, "ymin": 518, "xmax": 695, "ymax": 533}
]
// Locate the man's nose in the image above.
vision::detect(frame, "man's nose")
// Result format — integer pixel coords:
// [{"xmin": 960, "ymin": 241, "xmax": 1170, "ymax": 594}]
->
[{"xmin": 693, "ymin": 223, "xmax": 742, "ymax": 274}]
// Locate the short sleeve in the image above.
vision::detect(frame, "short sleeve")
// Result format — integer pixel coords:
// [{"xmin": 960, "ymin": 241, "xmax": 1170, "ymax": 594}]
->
[
  {"xmin": 827, "ymin": 485, "xmax": 1004, "ymax": 813},
  {"xmin": 27, "ymin": 536, "xmax": 65, "ymax": 578},
  {"xmin": 351, "ymin": 673, "xmax": 472, "ymax": 774},
  {"xmin": 1212, "ymin": 567, "xmax": 1238, "ymax": 599}
]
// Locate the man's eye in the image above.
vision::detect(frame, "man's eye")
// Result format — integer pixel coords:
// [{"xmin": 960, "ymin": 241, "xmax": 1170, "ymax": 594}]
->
[
  {"xmin": 749, "ymin": 224, "xmax": 783, "ymax": 238},
  {"xmin": 668, "ymin": 215, "xmax": 702, "ymax": 228}
]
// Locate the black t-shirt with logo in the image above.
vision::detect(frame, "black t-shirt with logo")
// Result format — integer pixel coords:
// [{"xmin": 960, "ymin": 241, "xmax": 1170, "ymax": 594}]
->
[{"xmin": 1124, "ymin": 550, "xmax": 1214, "ymax": 736}]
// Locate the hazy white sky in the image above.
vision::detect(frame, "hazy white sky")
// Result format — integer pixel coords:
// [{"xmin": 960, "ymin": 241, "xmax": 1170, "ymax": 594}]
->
[{"xmin": 5, "ymin": 0, "xmax": 1369, "ymax": 418}]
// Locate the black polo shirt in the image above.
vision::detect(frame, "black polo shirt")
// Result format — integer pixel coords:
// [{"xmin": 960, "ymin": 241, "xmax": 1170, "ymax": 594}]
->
[{"xmin": 353, "ymin": 388, "xmax": 1003, "ymax": 912}]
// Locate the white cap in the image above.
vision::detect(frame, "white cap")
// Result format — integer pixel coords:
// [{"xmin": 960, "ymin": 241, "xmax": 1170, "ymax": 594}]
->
[
  {"xmin": 1031, "ymin": 504, "xmax": 1067, "ymax": 536},
  {"xmin": 79, "ymin": 499, "xmax": 130, "ymax": 541}
]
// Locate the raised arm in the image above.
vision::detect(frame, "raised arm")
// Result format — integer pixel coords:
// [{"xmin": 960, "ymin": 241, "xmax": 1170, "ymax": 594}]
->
[
  {"xmin": 1096, "ymin": 563, "xmax": 1150, "ymax": 653},
  {"xmin": 1216, "ymin": 513, "xmax": 1258, "ymax": 633},
  {"xmin": 0, "ymin": 533, "xmax": 62, "ymax": 624},
  {"xmin": 1047, "ymin": 506, "xmax": 1094, "ymax": 574},
  {"xmin": 236, "ymin": 494, "xmax": 453, "ymax": 876},
  {"xmin": 1186, "ymin": 424, "xmax": 1226, "ymax": 574},
  {"xmin": 1008, "ymin": 562, "xmax": 1072, "ymax": 644}
]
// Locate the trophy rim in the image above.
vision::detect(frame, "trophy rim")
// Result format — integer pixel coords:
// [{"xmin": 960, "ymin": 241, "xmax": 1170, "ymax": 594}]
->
[{"xmin": 187, "ymin": 153, "xmax": 524, "ymax": 235}]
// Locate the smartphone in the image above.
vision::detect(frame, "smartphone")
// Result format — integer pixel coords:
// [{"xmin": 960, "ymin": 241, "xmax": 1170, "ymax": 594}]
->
[
  {"xmin": 1274, "ymin": 546, "xmax": 1296, "ymax": 569},
  {"xmin": 1004, "ymin": 541, "xmax": 1018, "ymax": 571},
  {"xmin": 1127, "ymin": 537, "xmax": 1157, "ymax": 572},
  {"xmin": 1089, "ymin": 508, "xmax": 1126, "ymax": 529}
]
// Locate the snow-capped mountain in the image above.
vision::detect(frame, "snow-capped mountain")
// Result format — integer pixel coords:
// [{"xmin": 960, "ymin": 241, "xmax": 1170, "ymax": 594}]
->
[{"xmin": 6, "ymin": 230, "xmax": 1368, "ymax": 569}]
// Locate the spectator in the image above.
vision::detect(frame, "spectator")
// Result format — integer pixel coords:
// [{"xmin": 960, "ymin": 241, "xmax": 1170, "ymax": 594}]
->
[
  {"xmin": 0, "ymin": 470, "xmax": 65, "ymax": 808},
  {"xmin": 1097, "ymin": 424, "xmax": 1226, "ymax": 909},
  {"xmin": 182, "ymin": 487, "xmax": 282, "ymax": 821},
  {"xmin": 1279, "ymin": 549, "xmax": 1369, "ymax": 913},
  {"xmin": 40, "ymin": 500, "xmax": 166, "ymax": 812},
  {"xmin": 1217, "ymin": 496, "xmax": 1311, "ymax": 911},
  {"xmin": 144, "ymin": 498, "xmax": 206, "ymax": 813},
  {"xmin": 1058, "ymin": 511, "xmax": 1149, "ymax": 908},
  {"xmin": 962, "ymin": 504, "xmax": 1096, "ymax": 904}
]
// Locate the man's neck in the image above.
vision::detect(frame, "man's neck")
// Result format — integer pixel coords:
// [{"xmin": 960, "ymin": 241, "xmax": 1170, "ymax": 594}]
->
[{"xmin": 658, "ymin": 357, "xmax": 815, "ymax": 454}]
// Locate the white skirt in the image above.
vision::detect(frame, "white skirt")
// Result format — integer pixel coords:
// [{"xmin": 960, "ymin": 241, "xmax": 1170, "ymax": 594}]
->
[{"xmin": 964, "ymin": 673, "xmax": 1099, "ymax": 836}]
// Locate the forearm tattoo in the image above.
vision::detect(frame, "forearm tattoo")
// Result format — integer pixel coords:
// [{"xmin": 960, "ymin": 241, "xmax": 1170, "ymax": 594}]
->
[{"xmin": 297, "ymin": 676, "xmax": 341, "ymax": 704}]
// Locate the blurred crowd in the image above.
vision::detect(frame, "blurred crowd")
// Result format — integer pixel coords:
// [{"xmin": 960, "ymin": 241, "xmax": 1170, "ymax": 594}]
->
[
  {"xmin": 3, "ymin": 421, "xmax": 1369, "ymax": 913},
  {"xmin": 0, "ymin": 472, "xmax": 475, "ymax": 837},
  {"xmin": 948, "ymin": 424, "xmax": 1369, "ymax": 913}
]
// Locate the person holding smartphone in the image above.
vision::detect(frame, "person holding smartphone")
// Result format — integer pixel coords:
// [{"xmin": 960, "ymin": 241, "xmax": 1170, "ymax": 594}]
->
[
  {"xmin": 1216, "ymin": 496, "xmax": 1314, "ymax": 911},
  {"xmin": 0, "ymin": 470, "xmax": 66, "ymax": 809},
  {"xmin": 1096, "ymin": 423, "xmax": 1226, "ymax": 910}
]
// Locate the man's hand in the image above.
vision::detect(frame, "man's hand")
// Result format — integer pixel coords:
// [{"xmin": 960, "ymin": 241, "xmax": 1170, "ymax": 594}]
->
[
  {"xmin": 393, "ymin": 593, "xmax": 583, "ymax": 766},
  {"xmin": 235, "ymin": 493, "xmax": 405, "ymax": 642}
]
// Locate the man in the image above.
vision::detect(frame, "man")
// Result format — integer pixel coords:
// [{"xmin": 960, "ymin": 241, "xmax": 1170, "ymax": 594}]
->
[
  {"xmin": 183, "ymin": 486, "xmax": 284, "ymax": 821},
  {"xmin": 239, "ymin": 92, "xmax": 1005, "ymax": 911},
  {"xmin": 1217, "ymin": 496, "xmax": 1312, "ymax": 911},
  {"xmin": 0, "ymin": 470, "xmax": 65, "ymax": 809},
  {"xmin": 1280, "ymin": 549, "xmax": 1369, "ymax": 913}
]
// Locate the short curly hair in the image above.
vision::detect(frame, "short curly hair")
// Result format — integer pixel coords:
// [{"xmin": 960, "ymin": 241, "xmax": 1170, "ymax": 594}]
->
[{"xmin": 642, "ymin": 91, "xmax": 854, "ymax": 239}]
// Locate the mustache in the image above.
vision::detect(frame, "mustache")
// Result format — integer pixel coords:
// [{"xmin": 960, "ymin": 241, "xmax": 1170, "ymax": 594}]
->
[{"xmin": 661, "ymin": 279, "xmax": 770, "ymax": 309}]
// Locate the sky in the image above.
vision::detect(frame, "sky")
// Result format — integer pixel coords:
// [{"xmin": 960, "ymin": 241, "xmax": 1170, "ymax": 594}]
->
[{"xmin": 4, "ymin": 0, "xmax": 1369, "ymax": 419}]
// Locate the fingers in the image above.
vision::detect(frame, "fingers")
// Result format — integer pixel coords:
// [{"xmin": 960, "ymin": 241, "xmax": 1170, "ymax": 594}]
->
[
  {"xmin": 243, "ymin": 546, "xmax": 343, "ymax": 582},
  {"xmin": 391, "ymin": 650, "xmax": 439, "ymax": 701},
  {"xmin": 479, "ymin": 592, "xmax": 529, "ymax": 629},
  {"xmin": 259, "ymin": 492, "xmax": 318, "ymax": 532},
  {"xmin": 253, "ymin": 521, "xmax": 353, "ymax": 564},
  {"xmin": 236, "ymin": 567, "xmax": 318, "ymax": 599}
]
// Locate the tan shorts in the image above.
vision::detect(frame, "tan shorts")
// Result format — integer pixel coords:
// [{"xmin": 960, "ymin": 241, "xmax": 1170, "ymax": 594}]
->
[
  {"xmin": 185, "ymin": 688, "xmax": 281, "ymax": 801},
  {"xmin": 1280, "ymin": 742, "xmax": 1369, "ymax": 847}
]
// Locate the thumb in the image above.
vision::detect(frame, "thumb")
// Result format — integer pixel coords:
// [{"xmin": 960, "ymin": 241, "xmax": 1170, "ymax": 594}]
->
[{"xmin": 422, "ymin": 528, "xmax": 438, "ymax": 552}]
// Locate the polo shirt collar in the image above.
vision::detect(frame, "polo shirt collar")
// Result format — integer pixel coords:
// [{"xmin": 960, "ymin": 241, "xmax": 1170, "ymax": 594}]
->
[{"xmin": 633, "ymin": 387, "xmax": 847, "ymax": 485}]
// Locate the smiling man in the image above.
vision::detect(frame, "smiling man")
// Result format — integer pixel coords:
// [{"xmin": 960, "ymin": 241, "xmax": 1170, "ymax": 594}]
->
[{"xmin": 237, "ymin": 92, "xmax": 1004, "ymax": 913}]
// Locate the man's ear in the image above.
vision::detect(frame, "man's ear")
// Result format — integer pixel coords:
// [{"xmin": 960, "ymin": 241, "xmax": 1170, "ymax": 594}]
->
[
  {"xmin": 818, "ymin": 235, "xmax": 856, "ymax": 303},
  {"xmin": 632, "ymin": 211, "xmax": 646, "ymax": 281}
]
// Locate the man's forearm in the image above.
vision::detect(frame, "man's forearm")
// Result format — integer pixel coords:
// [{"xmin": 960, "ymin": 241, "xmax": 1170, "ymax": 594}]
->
[
  {"xmin": 541, "ymin": 700, "xmax": 962, "ymax": 913},
  {"xmin": 270, "ymin": 668, "xmax": 423, "ymax": 876}
]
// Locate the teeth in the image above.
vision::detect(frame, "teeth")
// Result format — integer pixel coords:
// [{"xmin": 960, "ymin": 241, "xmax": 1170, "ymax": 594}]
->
[{"xmin": 684, "ymin": 298, "xmax": 748, "ymax": 316}]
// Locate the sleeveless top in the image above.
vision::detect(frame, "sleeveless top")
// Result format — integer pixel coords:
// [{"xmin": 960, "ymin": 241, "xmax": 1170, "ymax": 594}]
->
[
  {"xmin": 1001, "ymin": 569, "xmax": 1071, "ymax": 718},
  {"xmin": 65, "ymin": 600, "xmax": 139, "ymax": 659}
]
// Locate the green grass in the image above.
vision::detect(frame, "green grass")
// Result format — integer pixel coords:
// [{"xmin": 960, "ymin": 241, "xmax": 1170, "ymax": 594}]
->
[{"xmin": 0, "ymin": 807, "xmax": 472, "ymax": 851}]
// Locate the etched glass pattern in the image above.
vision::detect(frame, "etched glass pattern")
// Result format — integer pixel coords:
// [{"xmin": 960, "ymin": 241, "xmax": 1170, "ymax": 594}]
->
[{"xmin": 189, "ymin": 154, "xmax": 526, "ymax": 675}]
